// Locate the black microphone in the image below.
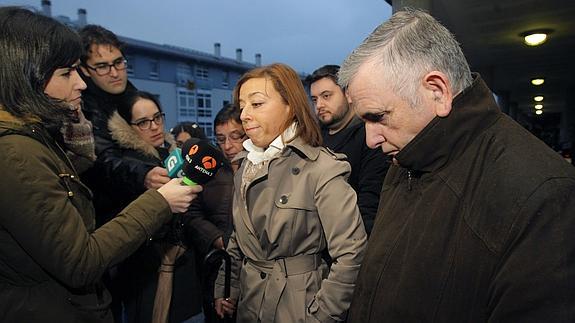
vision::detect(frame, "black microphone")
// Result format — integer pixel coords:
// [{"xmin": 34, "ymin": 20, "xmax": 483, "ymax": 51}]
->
[{"xmin": 180, "ymin": 138, "xmax": 225, "ymax": 185}]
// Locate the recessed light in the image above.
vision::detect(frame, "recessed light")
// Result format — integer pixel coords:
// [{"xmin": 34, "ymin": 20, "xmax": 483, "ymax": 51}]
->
[
  {"xmin": 521, "ymin": 29, "xmax": 553, "ymax": 46},
  {"xmin": 535, "ymin": 104, "xmax": 543, "ymax": 110},
  {"xmin": 531, "ymin": 78, "xmax": 544, "ymax": 86},
  {"xmin": 535, "ymin": 110, "xmax": 543, "ymax": 115},
  {"xmin": 525, "ymin": 33, "xmax": 547, "ymax": 46},
  {"xmin": 534, "ymin": 96, "xmax": 544, "ymax": 102}
]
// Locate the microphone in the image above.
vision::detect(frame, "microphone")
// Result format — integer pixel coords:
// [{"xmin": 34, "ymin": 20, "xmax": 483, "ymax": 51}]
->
[
  {"xmin": 163, "ymin": 148, "xmax": 184, "ymax": 178},
  {"xmin": 180, "ymin": 138, "xmax": 225, "ymax": 185}
]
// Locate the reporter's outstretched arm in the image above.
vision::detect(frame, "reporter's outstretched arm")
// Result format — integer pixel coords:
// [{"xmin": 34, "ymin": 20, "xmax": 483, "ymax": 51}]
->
[{"xmin": 157, "ymin": 178, "xmax": 203, "ymax": 213}]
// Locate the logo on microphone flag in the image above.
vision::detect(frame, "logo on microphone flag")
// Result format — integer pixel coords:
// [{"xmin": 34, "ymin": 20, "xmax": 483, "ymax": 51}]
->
[
  {"xmin": 202, "ymin": 156, "xmax": 217, "ymax": 169},
  {"xmin": 188, "ymin": 144, "xmax": 199, "ymax": 156}
]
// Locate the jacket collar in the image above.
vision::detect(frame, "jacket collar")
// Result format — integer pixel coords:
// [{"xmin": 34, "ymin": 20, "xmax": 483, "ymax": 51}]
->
[
  {"xmin": 395, "ymin": 74, "xmax": 502, "ymax": 172},
  {"xmin": 321, "ymin": 114, "xmax": 362, "ymax": 134},
  {"xmin": 0, "ymin": 109, "xmax": 42, "ymax": 134},
  {"xmin": 80, "ymin": 74, "xmax": 137, "ymax": 113},
  {"xmin": 0, "ymin": 109, "xmax": 73, "ymax": 172},
  {"xmin": 107, "ymin": 111, "xmax": 176, "ymax": 159},
  {"xmin": 284, "ymin": 136, "xmax": 321, "ymax": 161},
  {"xmin": 233, "ymin": 137, "xmax": 320, "ymax": 170}
]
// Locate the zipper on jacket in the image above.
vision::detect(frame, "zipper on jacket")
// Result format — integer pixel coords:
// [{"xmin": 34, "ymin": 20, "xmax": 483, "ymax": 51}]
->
[{"xmin": 407, "ymin": 170, "xmax": 413, "ymax": 191}]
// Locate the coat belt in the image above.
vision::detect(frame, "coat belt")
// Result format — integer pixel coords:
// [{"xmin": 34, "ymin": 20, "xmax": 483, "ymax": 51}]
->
[
  {"xmin": 244, "ymin": 253, "xmax": 322, "ymax": 322},
  {"xmin": 246, "ymin": 253, "xmax": 322, "ymax": 277}
]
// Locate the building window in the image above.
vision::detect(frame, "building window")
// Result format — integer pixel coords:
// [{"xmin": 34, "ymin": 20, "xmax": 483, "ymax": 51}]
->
[
  {"xmin": 176, "ymin": 63, "xmax": 193, "ymax": 86},
  {"xmin": 177, "ymin": 89, "xmax": 195, "ymax": 118},
  {"xmin": 149, "ymin": 59, "xmax": 159, "ymax": 79},
  {"xmin": 196, "ymin": 65, "xmax": 209, "ymax": 80},
  {"xmin": 198, "ymin": 121, "xmax": 213, "ymax": 138},
  {"xmin": 125, "ymin": 55, "xmax": 135, "ymax": 76},
  {"xmin": 197, "ymin": 91, "xmax": 212, "ymax": 118},
  {"xmin": 222, "ymin": 71, "xmax": 230, "ymax": 87}
]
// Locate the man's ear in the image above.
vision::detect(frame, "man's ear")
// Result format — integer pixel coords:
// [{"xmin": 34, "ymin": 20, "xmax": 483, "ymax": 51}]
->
[
  {"xmin": 422, "ymin": 71, "xmax": 453, "ymax": 117},
  {"xmin": 79, "ymin": 65, "xmax": 91, "ymax": 78},
  {"xmin": 344, "ymin": 88, "xmax": 352, "ymax": 105}
]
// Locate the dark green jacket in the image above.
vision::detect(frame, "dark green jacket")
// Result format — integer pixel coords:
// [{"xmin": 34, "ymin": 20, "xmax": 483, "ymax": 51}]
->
[{"xmin": 0, "ymin": 110, "xmax": 172, "ymax": 322}]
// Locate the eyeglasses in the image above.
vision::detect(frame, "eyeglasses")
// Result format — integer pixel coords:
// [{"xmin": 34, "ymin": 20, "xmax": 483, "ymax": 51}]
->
[
  {"xmin": 131, "ymin": 112, "xmax": 164, "ymax": 130},
  {"xmin": 215, "ymin": 131, "xmax": 246, "ymax": 145},
  {"xmin": 84, "ymin": 58, "xmax": 128, "ymax": 76}
]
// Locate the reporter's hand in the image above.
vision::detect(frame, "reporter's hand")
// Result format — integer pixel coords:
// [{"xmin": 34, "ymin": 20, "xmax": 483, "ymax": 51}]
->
[
  {"xmin": 145, "ymin": 166, "xmax": 170, "ymax": 189},
  {"xmin": 215, "ymin": 297, "xmax": 236, "ymax": 319},
  {"xmin": 157, "ymin": 178, "xmax": 202, "ymax": 213}
]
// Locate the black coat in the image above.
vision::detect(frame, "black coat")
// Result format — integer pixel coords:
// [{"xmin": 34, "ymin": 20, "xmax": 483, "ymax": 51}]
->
[
  {"xmin": 321, "ymin": 117, "xmax": 388, "ymax": 234},
  {"xmin": 348, "ymin": 75, "xmax": 575, "ymax": 322},
  {"xmin": 105, "ymin": 112, "xmax": 201, "ymax": 322},
  {"xmin": 107, "ymin": 112, "xmax": 233, "ymax": 322},
  {"xmin": 78, "ymin": 76, "xmax": 150, "ymax": 226}
]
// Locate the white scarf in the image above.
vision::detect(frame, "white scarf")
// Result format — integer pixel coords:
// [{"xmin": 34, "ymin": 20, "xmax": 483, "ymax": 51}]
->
[{"xmin": 243, "ymin": 122, "xmax": 297, "ymax": 165}]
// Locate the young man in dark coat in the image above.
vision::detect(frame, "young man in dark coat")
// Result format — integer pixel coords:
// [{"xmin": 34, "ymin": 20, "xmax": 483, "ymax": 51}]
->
[
  {"xmin": 78, "ymin": 25, "xmax": 170, "ymax": 225},
  {"xmin": 77, "ymin": 25, "xmax": 172, "ymax": 321},
  {"xmin": 339, "ymin": 9, "xmax": 575, "ymax": 322},
  {"xmin": 307, "ymin": 65, "xmax": 388, "ymax": 234}
]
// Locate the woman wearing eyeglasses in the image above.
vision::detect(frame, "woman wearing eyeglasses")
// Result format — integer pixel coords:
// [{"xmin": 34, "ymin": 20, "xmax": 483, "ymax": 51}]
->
[
  {"xmin": 106, "ymin": 90, "xmax": 206, "ymax": 323},
  {"xmin": 106, "ymin": 91, "xmax": 172, "ymax": 208}
]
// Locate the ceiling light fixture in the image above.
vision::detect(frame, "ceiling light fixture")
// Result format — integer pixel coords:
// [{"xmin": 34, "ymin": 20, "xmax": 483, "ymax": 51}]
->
[
  {"xmin": 531, "ymin": 78, "xmax": 545, "ymax": 86},
  {"xmin": 534, "ymin": 95, "xmax": 544, "ymax": 102},
  {"xmin": 535, "ymin": 110, "xmax": 543, "ymax": 115},
  {"xmin": 535, "ymin": 104, "xmax": 543, "ymax": 110},
  {"xmin": 521, "ymin": 29, "xmax": 552, "ymax": 46}
]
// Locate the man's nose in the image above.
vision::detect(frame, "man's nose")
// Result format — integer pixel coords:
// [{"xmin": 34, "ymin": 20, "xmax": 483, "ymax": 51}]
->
[
  {"xmin": 109, "ymin": 65, "xmax": 120, "ymax": 77},
  {"xmin": 365, "ymin": 122, "xmax": 382, "ymax": 149},
  {"xmin": 223, "ymin": 139, "xmax": 233, "ymax": 149}
]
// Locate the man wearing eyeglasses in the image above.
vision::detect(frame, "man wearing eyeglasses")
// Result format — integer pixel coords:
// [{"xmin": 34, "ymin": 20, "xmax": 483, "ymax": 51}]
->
[
  {"xmin": 78, "ymin": 24, "xmax": 171, "ymax": 223},
  {"xmin": 79, "ymin": 25, "xmax": 133, "ymax": 137},
  {"xmin": 77, "ymin": 25, "xmax": 172, "ymax": 321},
  {"xmin": 213, "ymin": 104, "xmax": 247, "ymax": 172}
]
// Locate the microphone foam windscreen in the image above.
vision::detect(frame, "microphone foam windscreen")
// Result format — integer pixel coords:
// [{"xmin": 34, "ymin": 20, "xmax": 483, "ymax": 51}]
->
[{"xmin": 180, "ymin": 138, "xmax": 225, "ymax": 185}]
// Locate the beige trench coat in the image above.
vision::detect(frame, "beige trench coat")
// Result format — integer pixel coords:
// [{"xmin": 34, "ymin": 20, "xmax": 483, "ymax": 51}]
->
[{"xmin": 215, "ymin": 137, "xmax": 367, "ymax": 323}]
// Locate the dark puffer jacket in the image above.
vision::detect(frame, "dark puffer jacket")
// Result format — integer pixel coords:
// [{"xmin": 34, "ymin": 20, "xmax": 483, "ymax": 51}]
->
[
  {"xmin": 0, "ymin": 110, "xmax": 172, "ymax": 323},
  {"xmin": 107, "ymin": 112, "xmax": 232, "ymax": 323},
  {"xmin": 78, "ymin": 77, "xmax": 151, "ymax": 226}
]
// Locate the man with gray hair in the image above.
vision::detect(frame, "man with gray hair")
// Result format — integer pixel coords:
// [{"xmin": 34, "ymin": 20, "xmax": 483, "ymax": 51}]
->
[{"xmin": 341, "ymin": 8, "xmax": 575, "ymax": 322}]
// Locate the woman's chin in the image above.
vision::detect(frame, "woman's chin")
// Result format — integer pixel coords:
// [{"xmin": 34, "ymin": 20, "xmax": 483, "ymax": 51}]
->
[
  {"xmin": 251, "ymin": 138, "xmax": 272, "ymax": 149},
  {"xmin": 151, "ymin": 137, "xmax": 165, "ymax": 148}
]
